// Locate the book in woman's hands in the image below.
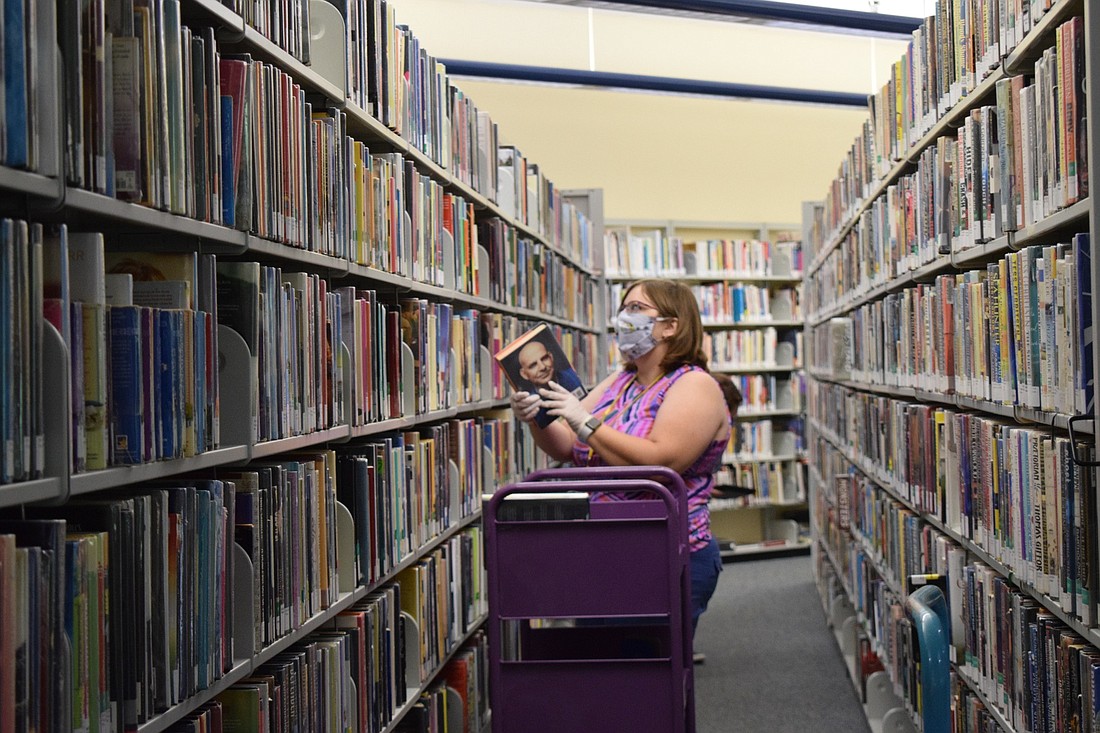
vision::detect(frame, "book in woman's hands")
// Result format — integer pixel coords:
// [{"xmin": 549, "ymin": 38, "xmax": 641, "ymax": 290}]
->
[{"xmin": 494, "ymin": 323, "xmax": 586, "ymax": 428}]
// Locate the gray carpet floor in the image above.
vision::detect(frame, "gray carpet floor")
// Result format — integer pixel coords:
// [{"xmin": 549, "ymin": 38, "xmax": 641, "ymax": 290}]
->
[{"xmin": 692, "ymin": 554, "xmax": 871, "ymax": 733}]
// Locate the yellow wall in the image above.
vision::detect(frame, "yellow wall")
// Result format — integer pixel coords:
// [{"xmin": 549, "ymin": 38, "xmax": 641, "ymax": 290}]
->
[
  {"xmin": 452, "ymin": 80, "xmax": 870, "ymax": 222},
  {"xmin": 387, "ymin": 0, "xmax": 910, "ymax": 223}
]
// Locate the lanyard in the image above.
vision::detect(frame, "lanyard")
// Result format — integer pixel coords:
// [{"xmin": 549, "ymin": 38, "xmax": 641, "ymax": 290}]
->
[{"xmin": 586, "ymin": 374, "xmax": 663, "ymax": 462}]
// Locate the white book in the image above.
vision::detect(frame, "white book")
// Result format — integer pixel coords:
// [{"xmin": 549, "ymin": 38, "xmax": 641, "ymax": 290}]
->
[
  {"xmin": 1041, "ymin": 436, "xmax": 1057, "ymax": 600},
  {"xmin": 68, "ymin": 233, "xmax": 109, "ymax": 469},
  {"xmin": 1036, "ymin": 255, "xmax": 1049, "ymax": 410},
  {"xmin": 104, "ymin": 272, "xmax": 133, "ymax": 306}
]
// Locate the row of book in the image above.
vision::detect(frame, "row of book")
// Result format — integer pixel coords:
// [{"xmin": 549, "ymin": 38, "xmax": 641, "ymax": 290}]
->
[
  {"xmin": 2, "ymin": 480, "xmax": 242, "ymax": 732},
  {"xmin": 679, "ymin": 239, "xmax": 802, "ymax": 279},
  {"xmin": 809, "ymin": 48, "xmax": 1086, "ymax": 318},
  {"xmin": 396, "ymin": 634, "xmax": 489, "ymax": 733},
  {"xmin": 54, "ymin": 0, "xmax": 600, "ymax": 276},
  {"xmin": 704, "ymin": 327, "xmax": 802, "ymax": 372},
  {"xmin": 810, "ymin": 234, "xmax": 1093, "ymax": 417},
  {"xmin": 695, "ymin": 284, "xmax": 801, "ymax": 325},
  {"xmin": 0, "ymin": 0, "xmax": 57, "ymax": 175},
  {"xmin": 815, "ymin": 457, "xmax": 1100, "ymax": 733},
  {"xmin": 952, "ymin": 565, "xmax": 1100, "ymax": 733},
  {"xmin": 870, "ymin": 0, "xmax": 1075, "ymax": 189},
  {"xmin": 604, "ymin": 231, "xmax": 801, "ymax": 281},
  {"xmin": 480, "ymin": 217, "xmax": 599, "ymax": 327},
  {"xmin": 43, "ymin": 228, "xmax": 222, "ymax": 474},
  {"xmin": 603, "ymin": 228, "xmax": 685, "ymax": 279},
  {"xmin": 0, "ymin": 447, "xmax": 488, "ymax": 733},
  {"xmin": 336, "ymin": 423, "xmax": 494, "ymax": 589},
  {"xmin": 713, "ymin": 460, "xmax": 804, "ymax": 506},
  {"xmin": 728, "ymin": 420, "xmax": 799, "ymax": 459},
  {"xmin": 0, "ymin": 1, "xmax": 597, "ymax": 291},
  {"xmin": 162, "ymin": 602, "xmax": 487, "ymax": 733},
  {"xmin": 815, "ymin": 0, "xmax": 1071, "ymax": 246},
  {"xmin": 4, "ymin": 217, "xmax": 602, "ymax": 483},
  {"xmin": 729, "ymin": 374, "xmax": 803, "ymax": 415},
  {"xmin": 0, "ymin": 220, "xmax": 45, "ymax": 484},
  {"xmin": 341, "ymin": 0, "xmax": 496, "ymax": 209},
  {"xmin": 394, "ymin": 533, "xmax": 487, "ymax": 690},
  {"xmin": 195, "ymin": 556, "xmax": 484, "ymax": 733},
  {"xmin": 226, "ymin": 0, "xmax": 311, "ymax": 61},
  {"xmin": 277, "ymin": 0, "xmax": 598, "ymax": 267},
  {"xmin": 809, "ymin": 381, "xmax": 1096, "ymax": 624},
  {"xmin": 815, "ymin": 477, "xmax": 966, "ymax": 724}
]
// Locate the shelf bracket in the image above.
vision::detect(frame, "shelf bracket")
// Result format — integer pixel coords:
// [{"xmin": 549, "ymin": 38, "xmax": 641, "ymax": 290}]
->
[{"xmin": 1067, "ymin": 414, "xmax": 1100, "ymax": 466}]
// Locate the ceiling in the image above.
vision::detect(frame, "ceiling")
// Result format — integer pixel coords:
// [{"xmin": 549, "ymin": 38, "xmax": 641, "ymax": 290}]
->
[{"xmin": 385, "ymin": 0, "xmax": 917, "ymax": 223}]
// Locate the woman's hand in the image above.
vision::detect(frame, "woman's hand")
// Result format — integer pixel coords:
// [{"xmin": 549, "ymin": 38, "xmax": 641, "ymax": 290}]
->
[
  {"xmin": 539, "ymin": 381, "xmax": 596, "ymax": 439},
  {"xmin": 509, "ymin": 390, "xmax": 542, "ymax": 424}
]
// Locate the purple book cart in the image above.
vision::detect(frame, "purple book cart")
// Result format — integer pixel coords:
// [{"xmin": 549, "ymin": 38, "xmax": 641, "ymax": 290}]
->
[{"xmin": 484, "ymin": 465, "xmax": 696, "ymax": 733}]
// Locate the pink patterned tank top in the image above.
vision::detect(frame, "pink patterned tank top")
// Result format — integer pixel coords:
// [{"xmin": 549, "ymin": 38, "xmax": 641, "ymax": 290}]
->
[{"xmin": 572, "ymin": 364, "xmax": 728, "ymax": 551}]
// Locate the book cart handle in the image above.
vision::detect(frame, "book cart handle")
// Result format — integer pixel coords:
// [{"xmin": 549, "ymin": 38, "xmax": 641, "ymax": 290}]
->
[
  {"xmin": 520, "ymin": 465, "xmax": 689, "ymax": 526},
  {"xmin": 524, "ymin": 465, "xmax": 689, "ymax": 499},
  {"xmin": 487, "ymin": 477, "xmax": 681, "ymax": 523},
  {"xmin": 1067, "ymin": 415, "xmax": 1100, "ymax": 467}
]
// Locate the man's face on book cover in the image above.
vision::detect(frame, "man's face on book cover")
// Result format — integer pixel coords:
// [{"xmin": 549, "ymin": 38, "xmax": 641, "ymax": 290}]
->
[{"xmin": 518, "ymin": 341, "xmax": 555, "ymax": 387}]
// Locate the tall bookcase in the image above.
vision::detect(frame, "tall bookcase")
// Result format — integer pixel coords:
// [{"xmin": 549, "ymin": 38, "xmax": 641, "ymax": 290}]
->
[
  {"xmin": 603, "ymin": 219, "xmax": 809, "ymax": 558},
  {"xmin": 0, "ymin": 2, "xmax": 604, "ymax": 733},
  {"xmin": 805, "ymin": 1, "xmax": 1100, "ymax": 730}
]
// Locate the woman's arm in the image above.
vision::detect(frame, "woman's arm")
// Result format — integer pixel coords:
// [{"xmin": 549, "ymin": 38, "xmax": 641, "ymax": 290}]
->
[
  {"xmin": 582, "ymin": 370, "xmax": 728, "ymax": 473},
  {"xmin": 524, "ymin": 371, "xmax": 622, "ymax": 462}
]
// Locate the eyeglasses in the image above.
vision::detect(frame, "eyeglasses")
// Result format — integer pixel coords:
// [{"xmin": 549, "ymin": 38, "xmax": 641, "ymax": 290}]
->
[{"xmin": 619, "ymin": 301, "xmax": 658, "ymax": 315}]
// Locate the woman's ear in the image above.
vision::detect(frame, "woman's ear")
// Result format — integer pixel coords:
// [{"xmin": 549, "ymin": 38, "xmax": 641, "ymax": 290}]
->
[{"xmin": 659, "ymin": 316, "xmax": 679, "ymax": 338}]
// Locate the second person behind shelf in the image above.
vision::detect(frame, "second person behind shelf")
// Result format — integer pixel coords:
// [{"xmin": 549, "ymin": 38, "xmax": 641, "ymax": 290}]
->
[{"xmin": 510, "ymin": 278, "xmax": 731, "ymax": 635}]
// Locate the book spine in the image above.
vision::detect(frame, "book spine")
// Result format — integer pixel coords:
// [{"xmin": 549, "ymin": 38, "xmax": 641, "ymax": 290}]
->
[
  {"xmin": 111, "ymin": 36, "xmax": 142, "ymax": 200},
  {"xmin": 157, "ymin": 310, "xmax": 177, "ymax": 460},
  {"xmin": 81, "ymin": 302, "xmax": 109, "ymax": 470},
  {"xmin": 109, "ymin": 305, "xmax": 143, "ymax": 465},
  {"xmin": 140, "ymin": 306, "xmax": 156, "ymax": 463}
]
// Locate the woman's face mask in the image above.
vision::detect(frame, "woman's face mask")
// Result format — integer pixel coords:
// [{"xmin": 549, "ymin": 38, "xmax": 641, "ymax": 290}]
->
[{"xmin": 615, "ymin": 309, "xmax": 667, "ymax": 361}]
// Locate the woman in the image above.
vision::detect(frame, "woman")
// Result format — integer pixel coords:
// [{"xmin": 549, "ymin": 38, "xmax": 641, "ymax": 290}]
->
[{"xmin": 509, "ymin": 279, "xmax": 731, "ymax": 634}]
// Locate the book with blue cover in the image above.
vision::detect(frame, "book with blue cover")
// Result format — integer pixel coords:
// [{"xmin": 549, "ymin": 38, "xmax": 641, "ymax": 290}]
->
[
  {"xmin": 494, "ymin": 322, "xmax": 586, "ymax": 429},
  {"xmin": 3, "ymin": 0, "xmax": 27, "ymax": 167},
  {"xmin": 109, "ymin": 304, "xmax": 144, "ymax": 465},
  {"xmin": 156, "ymin": 310, "xmax": 178, "ymax": 460},
  {"xmin": 139, "ymin": 306, "xmax": 156, "ymax": 463}
]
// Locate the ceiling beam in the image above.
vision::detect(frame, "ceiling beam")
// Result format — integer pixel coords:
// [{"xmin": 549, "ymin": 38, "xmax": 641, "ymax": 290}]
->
[
  {"xmin": 441, "ymin": 60, "xmax": 869, "ymax": 107},
  {"xmin": 540, "ymin": 0, "xmax": 922, "ymax": 36}
]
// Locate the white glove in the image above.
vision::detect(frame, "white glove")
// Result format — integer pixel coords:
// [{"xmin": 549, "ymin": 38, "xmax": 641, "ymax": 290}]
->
[
  {"xmin": 539, "ymin": 381, "xmax": 595, "ymax": 439},
  {"xmin": 510, "ymin": 390, "xmax": 542, "ymax": 424}
]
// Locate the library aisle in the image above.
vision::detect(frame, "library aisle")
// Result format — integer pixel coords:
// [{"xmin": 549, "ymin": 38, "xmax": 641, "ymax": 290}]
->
[{"xmin": 694, "ymin": 556, "xmax": 870, "ymax": 733}]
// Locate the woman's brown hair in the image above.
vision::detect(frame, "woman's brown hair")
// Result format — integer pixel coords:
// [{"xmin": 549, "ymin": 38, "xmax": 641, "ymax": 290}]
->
[
  {"xmin": 712, "ymin": 372, "xmax": 742, "ymax": 418},
  {"xmin": 620, "ymin": 279, "xmax": 708, "ymax": 372}
]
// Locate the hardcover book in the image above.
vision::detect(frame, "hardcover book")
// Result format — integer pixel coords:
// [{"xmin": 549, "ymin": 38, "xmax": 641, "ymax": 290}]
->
[{"xmin": 494, "ymin": 323, "xmax": 586, "ymax": 429}]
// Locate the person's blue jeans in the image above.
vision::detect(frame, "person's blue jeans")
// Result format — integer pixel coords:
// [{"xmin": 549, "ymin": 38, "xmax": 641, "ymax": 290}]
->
[{"xmin": 690, "ymin": 537, "xmax": 723, "ymax": 635}]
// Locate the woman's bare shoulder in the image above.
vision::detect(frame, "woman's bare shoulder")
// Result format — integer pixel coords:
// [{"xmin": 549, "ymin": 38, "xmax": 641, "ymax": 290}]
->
[{"xmin": 670, "ymin": 368, "xmax": 723, "ymax": 393}]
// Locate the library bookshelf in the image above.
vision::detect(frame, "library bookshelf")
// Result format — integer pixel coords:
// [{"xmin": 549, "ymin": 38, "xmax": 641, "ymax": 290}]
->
[
  {"xmin": 603, "ymin": 219, "xmax": 810, "ymax": 559},
  {"xmin": 805, "ymin": 1, "xmax": 1100, "ymax": 731},
  {"xmin": 0, "ymin": 2, "xmax": 604, "ymax": 733}
]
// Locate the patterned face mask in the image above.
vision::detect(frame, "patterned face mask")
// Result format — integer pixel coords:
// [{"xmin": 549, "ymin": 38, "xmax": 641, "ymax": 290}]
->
[{"xmin": 615, "ymin": 310, "xmax": 668, "ymax": 361}]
